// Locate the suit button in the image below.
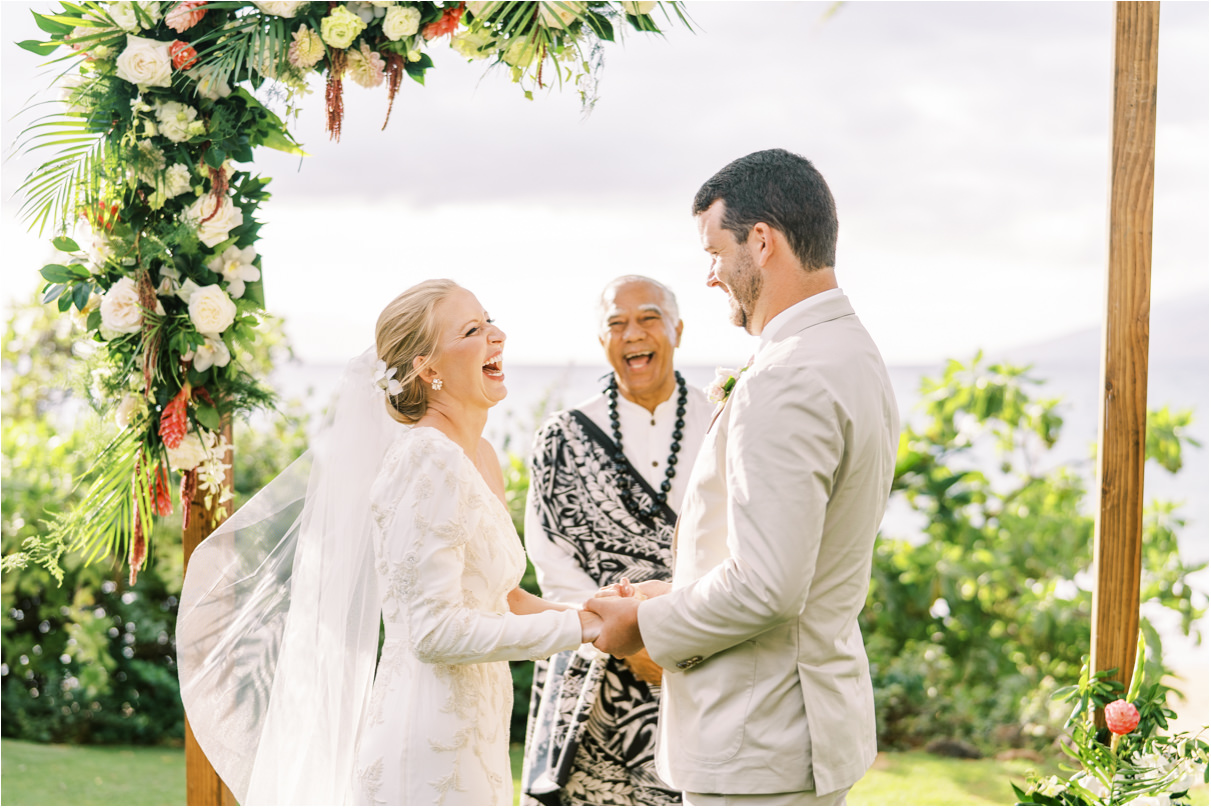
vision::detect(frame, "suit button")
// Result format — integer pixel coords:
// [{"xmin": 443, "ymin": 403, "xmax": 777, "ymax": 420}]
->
[{"xmin": 676, "ymin": 656, "xmax": 703, "ymax": 670}]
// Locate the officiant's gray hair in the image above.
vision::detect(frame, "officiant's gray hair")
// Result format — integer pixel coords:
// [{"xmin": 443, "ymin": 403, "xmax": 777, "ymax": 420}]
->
[
  {"xmin": 596, "ymin": 275, "xmax": 681, "ymax": 336},
  {"xmin": 376, "ymin": 279, "xmax": 460, "ymax": 424}
]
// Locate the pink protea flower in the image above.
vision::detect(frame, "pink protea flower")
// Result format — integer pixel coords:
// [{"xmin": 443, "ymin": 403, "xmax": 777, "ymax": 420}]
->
[
  {"xmin": 166, "ymin": 1, "xmax": 207, "ymax": 33},
  {"xmin": 1105, "ymin": 699, "xmax": 1140, "ymax": 735}
]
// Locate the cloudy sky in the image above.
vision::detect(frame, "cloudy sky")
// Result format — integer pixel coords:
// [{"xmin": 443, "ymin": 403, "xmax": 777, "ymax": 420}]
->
[{"xmin": 2, "ymin": 1, "xmax": 1207, "ymax": 366}]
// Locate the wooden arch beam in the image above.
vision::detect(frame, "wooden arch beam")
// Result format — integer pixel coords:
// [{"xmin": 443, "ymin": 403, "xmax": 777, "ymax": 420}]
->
[{"xmin": 1090, "ymin": 1, "xmax": 1160, "ymax": 693}]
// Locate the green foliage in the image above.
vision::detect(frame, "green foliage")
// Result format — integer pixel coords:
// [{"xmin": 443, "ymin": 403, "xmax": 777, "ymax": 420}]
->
[
  {"xmin": 2, "ymin": 296, "xmax": 307, "ymax": 745},
  {"xmin": 868, "ymin": 353, "xmax": 1206, "ymax": 751},
  {"xmin": 1016, "ymin": 648, "xmax": 1209, "ymax": 805}
]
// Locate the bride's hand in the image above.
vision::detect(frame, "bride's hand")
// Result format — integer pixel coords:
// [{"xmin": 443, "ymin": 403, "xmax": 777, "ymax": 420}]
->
[
  {"xmin": 596, "ymin": 577, "xmax": 669, "ymax": 601},
  {"xmin": 597, "ymin": 577, "xmax": 645, "ymax": 600},
  {"xmin": 578, "ymin": 609, "xmax": 603, "ymax": 644}
]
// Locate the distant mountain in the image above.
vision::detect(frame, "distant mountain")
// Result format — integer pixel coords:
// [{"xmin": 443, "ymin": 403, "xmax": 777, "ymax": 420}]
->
[{"xmin": 1004, "ymin": 294, "xmax": 1208, "ymax": 366}]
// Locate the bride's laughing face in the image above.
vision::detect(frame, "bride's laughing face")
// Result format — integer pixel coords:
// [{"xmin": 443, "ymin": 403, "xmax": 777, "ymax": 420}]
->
[{"xmin": 423, "ymin": 287, "xmax": 507, "ymax": 409}]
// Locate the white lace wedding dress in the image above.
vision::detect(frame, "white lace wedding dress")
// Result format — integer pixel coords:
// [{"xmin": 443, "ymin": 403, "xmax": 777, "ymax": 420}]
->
[{"xmin": 352, "ymin": 425, "xmax": 583, "ymax": 806}]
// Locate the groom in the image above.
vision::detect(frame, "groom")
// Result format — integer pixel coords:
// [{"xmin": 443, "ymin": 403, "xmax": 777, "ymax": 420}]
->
[{"xmin": 585, "ymin": 149, "xmax": 899, "ymax": 806}]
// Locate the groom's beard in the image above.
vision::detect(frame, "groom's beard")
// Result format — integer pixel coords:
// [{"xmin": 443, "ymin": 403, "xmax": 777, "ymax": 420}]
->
[{"xmin": 727, "ymin": 251, "xmax": 763, "ymax": 333}]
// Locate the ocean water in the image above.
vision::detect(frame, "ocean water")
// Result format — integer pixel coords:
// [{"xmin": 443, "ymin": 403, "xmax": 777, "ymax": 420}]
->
[
  {"xmin": 272, "ymin": 357, "xmax": 1209, "ymax": 678},
  {"xmin": 273, "ymin": 358, "xmax": 1208, "ymax": 565}
]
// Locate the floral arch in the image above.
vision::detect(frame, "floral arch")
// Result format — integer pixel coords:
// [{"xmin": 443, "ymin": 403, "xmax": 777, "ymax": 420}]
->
[{"xmin": 11, "ymin": 0, "xmax": 689, "ymax": 582}]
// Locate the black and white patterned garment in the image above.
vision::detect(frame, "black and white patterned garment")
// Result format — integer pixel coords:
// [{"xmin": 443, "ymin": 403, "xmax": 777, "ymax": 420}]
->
[{"xmin": 521, "ymin": 410, "xmax": 682, "ymax": 807}]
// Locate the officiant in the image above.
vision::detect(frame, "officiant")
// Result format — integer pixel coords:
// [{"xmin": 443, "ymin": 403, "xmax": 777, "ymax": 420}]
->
[{"xmin": 520, "ymin": 276, "xmax": 712, "ymax": 806}]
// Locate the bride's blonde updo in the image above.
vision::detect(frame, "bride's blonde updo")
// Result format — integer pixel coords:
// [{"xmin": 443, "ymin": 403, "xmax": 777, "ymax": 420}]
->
[{"xmin": 375, "ymin": 279, "xmax": 460, "ymax": 424}]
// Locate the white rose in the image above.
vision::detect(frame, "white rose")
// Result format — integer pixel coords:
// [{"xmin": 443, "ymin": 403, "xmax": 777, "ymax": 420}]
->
[
  {"xmin": 538, "ymin": 1, "xmax": 584, "ymax": 28},
  {"xmin": 155, "ymin": 100, "xmax": 199, "ymax": 143},
  {"xmin": 185, "ymin": 194, "xmax": 244, "ymax": 248},
  {"xmin": 620, "ymin": 1, "xmax": 656, "ymax": 14},
  {"xmin": 105, "ymin": 2, "xmax": 140, "ymax": 32},
  {"xmin": 382, "ymin": 5, "xmax": 420, "ymax": 40},
  {"xmin": 252, "ymin": 1, "xmax": 302, "ymax": 17},
  {"xmin": 162, "ymin": 163, "xmax": 192, "ymax": 198},
  {"xmin": 167, "ymin": 432, "xmax": 210, "ymax": 472},
  {"xmin": 135, "ymin": 1, "xmax": 162, "ymax": 24},
  {"xmin": 183, "ymin": 335, "xmax": 232, "ymax": 372},
  {"xmin": 188, "ymin": 284, "xmax": 238, "ymax": 336},
  {"xmin": 115, "ymin": 35, "xmax": 173, "ymax": 88},
  {"xmin": 100, "ymin": 277, "xmax": 145, "ymax": 334},
  {"xmin": 115, "ymin": 392, "xmax": 144, "ymax": 429}
]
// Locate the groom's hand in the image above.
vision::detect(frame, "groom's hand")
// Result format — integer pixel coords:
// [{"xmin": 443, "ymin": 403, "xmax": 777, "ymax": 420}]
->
[{"xmin": 583, "ymin": 595, "xmax": 645, "ymax": 657}]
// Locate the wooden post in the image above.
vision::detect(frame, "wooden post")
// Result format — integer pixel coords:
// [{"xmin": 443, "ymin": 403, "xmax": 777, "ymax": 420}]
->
[
  {"xmin": 1090, "ymin": 1, "xmax": 1159, "ymax": 696},
  {"xmin": 182, "ymin": 420, "xmax": 238, "ymax": 806}
]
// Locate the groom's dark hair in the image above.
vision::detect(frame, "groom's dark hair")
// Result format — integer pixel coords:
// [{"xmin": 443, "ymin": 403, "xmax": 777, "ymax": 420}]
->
[{"xmin": 692, "ymin": 148, "xmax": 838, "ymax": 271}]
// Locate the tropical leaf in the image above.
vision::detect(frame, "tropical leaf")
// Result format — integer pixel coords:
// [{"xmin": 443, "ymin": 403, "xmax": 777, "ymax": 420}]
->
[
  {"xmin": 43, "ymin": 425, "xmax": 147, "ymax": 566},
  {"xmin": 13, "ymin": 100, "xmax": 116, "ymax": 234}
]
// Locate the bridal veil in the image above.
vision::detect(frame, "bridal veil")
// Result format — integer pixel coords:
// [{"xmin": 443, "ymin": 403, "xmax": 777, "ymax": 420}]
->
[{"xmin": 176, "ymin": 348, "xmax": 394, "ymax": 804}]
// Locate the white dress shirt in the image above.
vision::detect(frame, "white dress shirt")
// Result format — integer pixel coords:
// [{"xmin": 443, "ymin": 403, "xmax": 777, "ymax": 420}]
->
[{"xmin": 525, "ymin": 380, "xmax": 712, "ymax": 605}]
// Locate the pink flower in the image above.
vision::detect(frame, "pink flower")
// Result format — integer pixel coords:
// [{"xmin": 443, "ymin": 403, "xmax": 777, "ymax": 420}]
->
[
  {"xmin": 1105, "ymin": 699, "xmax": 1140, "ymax": 735},
  {"xmin": 166, "ymin": 1, "xmax": 207, "ymax": 33},
  {"xmin": 170, "ymin": 40, "xmax": 199, "ymax": 70},
  {"xmin": 346, "ymin": 43, "xmax": 385, "ymax": 88}
]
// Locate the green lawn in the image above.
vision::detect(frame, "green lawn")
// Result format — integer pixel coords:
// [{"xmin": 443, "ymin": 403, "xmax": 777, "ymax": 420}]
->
[{"xmin": 3, "ymin": 739, "xmax": 1207, "ymax": 806}]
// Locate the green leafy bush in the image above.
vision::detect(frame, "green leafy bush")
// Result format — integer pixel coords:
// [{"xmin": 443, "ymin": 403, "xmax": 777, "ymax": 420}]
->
[
  {"xmin": 868, "ymin": 354, "xmax": 1205, "ymax": 751},
  {"xmin": 2, "ymin": 297, "xmax": 307, "ymax": 744}
]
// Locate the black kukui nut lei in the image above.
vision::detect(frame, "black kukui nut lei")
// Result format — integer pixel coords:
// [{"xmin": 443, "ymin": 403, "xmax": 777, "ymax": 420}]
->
[{"xmin": 606, "ymin": 370, "xmax": 687, "ymax": 519}]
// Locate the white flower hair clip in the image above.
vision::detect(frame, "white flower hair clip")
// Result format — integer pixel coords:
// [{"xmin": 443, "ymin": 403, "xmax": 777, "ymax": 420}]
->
[{"xmin": 372, "ymin": 359, "xmax": 404, "ymax": 396}]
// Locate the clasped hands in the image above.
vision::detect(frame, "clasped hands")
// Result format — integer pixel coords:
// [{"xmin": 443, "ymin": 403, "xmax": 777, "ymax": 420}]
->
[{"xmin": 577, "ymin": 578, "xmax": 671, "ymax": 669}]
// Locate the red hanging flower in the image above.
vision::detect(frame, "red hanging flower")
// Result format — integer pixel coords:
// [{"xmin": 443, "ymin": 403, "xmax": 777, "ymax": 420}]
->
[
  {"xmin": 129, "ymin": 501, "xmax": 147, "ymax": 586},
  {"xmin": 159, "ymin": 383, "xmax": 192, "ymax": 449},
  {"xmin": 423, "ymin": 2, "xmax": 465, "ymax": 40},
  {"xmin": 1104, "ymin": 699, "xmax": 1140, "ymax": 735},
  {"xmin": 180, "ymin": 469, "xmax": 198, "ymax": 532},
  {"xmin": 151, "ymin": 465, "xmax": 174, "ymax": 517},
  {"xmin": 170, "ymin": 40, "xmax": 199, "ymax": 70}
]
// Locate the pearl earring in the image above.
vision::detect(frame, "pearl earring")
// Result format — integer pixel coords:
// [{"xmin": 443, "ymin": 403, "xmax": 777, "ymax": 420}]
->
[{"xmin": 431, "ymin": 378, "xmax": 443, "ymax": 391}]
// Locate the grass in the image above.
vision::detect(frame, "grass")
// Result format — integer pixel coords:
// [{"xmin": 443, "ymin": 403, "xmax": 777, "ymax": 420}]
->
[
  {"xmin": 1, "ymin": 739, "xmax": 185, "ymax": 806},
  {"xmin": 3, "ymin": 739, "xmax": 1207, "ymax": 806}
]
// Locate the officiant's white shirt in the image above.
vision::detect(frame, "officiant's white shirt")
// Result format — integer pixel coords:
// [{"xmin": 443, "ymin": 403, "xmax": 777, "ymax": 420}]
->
[{"xmin": 525, "ymin": 384, "xmax": 711, "ymax": 605}]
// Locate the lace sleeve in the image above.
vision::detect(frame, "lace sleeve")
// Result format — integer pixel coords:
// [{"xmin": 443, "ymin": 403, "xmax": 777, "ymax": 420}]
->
[{"xmin": 374, "ymin": 432, "xmax": 583, "ymax": 665}]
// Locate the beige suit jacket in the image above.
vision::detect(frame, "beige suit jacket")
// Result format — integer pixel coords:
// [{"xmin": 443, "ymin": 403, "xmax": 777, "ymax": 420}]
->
[{"xmin": 637, "ymin": 293, "xmax": 899, "ymax": 796}]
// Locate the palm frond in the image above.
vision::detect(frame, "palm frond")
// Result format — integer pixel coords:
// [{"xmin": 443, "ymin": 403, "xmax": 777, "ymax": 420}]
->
[
  {"xmin": 43, "ymin": 425, "xmax": 146, "ymax": 566},
  {"xmin": 15, "ymin": 122, "xmax": 111, "ymax": 235}
]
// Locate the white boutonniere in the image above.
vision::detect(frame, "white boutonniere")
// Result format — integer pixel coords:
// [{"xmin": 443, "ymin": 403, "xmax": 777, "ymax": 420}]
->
[{"xmin": 705, "ymin": 365, "xmax": 749, "ymax": 405}]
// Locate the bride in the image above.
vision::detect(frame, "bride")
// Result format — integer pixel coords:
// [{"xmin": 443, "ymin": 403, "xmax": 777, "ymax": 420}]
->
[{"xmin": 176, "ymin": 280, "xmax": 602, "ymax": 805}]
